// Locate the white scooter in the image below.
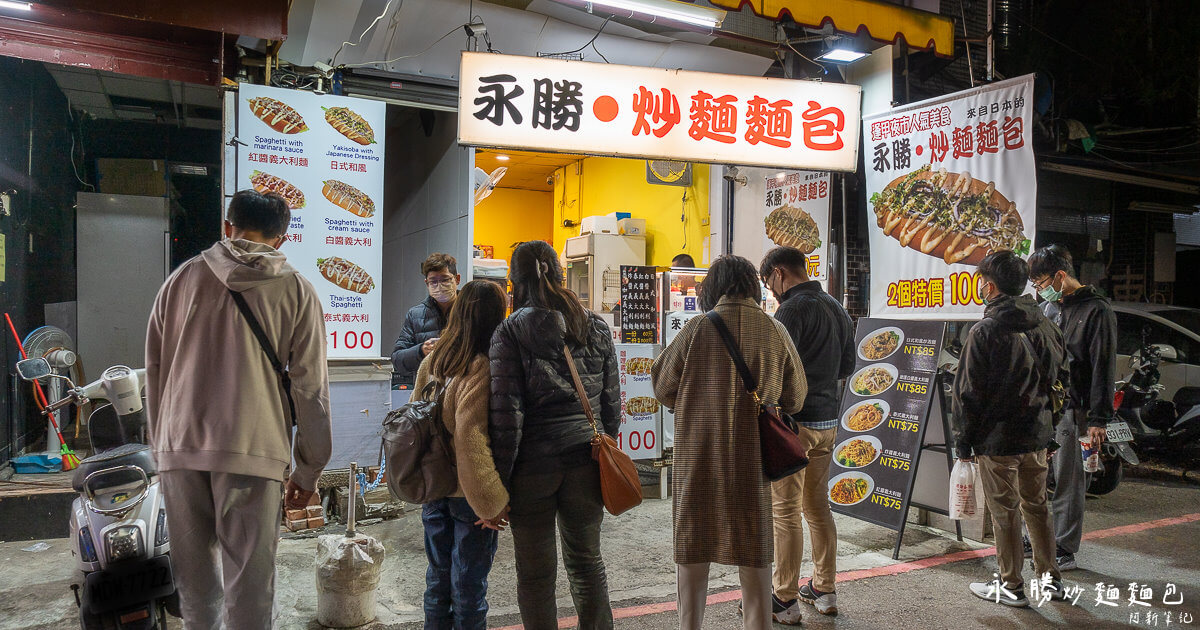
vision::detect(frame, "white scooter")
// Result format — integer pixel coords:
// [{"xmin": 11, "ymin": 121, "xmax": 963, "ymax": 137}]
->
[{"xmin": 17, "ymin": 358, "xmax": 179, "ymax": 630}]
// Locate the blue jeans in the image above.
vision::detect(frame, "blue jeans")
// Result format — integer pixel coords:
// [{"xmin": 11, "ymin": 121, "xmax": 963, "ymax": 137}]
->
[{"xmin": 422, "ymin": 497, "xmax": 499, "ymax": 630}]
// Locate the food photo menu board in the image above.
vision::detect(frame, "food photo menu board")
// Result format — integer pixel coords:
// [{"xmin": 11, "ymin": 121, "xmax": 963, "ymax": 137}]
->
[
  {"xmin": 829, "ymin": 318, "xmax": 945, "ymax": 530},
  {"xmin": 616, "ymin": 343, "xmax": 662, "ymax": 460},
  {"xmin": 236, "ymin": 83, "xmax": 385, "ymax": 359}
]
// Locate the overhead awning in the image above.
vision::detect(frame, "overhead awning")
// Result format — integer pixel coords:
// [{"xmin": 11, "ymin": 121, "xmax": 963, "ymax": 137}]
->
[{"xmin": 709, "ymin": 0, "xmax": 955, "ymax": 57}]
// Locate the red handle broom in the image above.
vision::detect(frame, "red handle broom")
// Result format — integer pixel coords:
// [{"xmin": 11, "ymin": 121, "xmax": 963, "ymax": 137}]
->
[{"xmin": 5, "ymin": 313, "xmax": 81, "ymax": 471}]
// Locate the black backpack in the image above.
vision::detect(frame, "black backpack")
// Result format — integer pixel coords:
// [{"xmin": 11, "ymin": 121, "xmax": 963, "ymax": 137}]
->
[{"xmin": 382, "ymin": 379, "xmax": 457, "ymax": 504}]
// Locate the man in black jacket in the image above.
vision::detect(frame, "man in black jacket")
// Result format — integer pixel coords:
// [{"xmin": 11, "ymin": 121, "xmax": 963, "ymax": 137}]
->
[
  {"xmin": 759, "ymin": 246, "xmax": 855, "ymax": 623},
  {"xmin": 1029, "ymin": 244, "xmax": 1116, "ymax": 571},
  {"xmin": 953, "ymin": 250, "xmax": 1068, "ymax": 607},
  {"xmin": 391, "ymin": 253, "xmax": 459, "ymax": 387}
]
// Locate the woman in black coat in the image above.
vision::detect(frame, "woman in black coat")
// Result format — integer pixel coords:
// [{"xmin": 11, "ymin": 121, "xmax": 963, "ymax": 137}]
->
[{"xmin": 489, "ymin": 240, "xmax": 621, "ymax": 630}]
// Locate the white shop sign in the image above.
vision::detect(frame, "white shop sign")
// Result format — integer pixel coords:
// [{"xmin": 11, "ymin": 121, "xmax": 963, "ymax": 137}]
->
[{"xmin": 459, "ymin": 52, "xmax": 862, "ymax": 172}]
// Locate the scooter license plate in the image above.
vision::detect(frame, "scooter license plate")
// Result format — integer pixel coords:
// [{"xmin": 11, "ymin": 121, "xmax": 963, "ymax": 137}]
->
[
  {"xmin": 84, "ymin": 555, "xmax": 174, "ymax": 614},
  {"xmin": 1107, "ymin": 421, "xmax": 1134, "ymax": 443}
]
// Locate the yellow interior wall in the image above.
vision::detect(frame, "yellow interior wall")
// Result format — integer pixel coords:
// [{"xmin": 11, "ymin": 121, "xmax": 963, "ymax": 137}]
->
[
  {"xmin": 473, "ymin": 187, "xmax": 554, "ymax": 264},
  {"xmin": 552, "ymin": 158, "xmax": 710, "ymax": 267}
]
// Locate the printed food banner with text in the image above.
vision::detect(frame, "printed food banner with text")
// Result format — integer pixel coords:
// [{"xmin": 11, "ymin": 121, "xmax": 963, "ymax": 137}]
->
[
  {"xmin": 763, "ymin": 170, "xmax": 831, "ymax": 287},
  {"xmin": 237, "ymin": 83, "xmax": 385, "ymax": 359},
  {"xmin": 864, "ymin": 75, "xmax": 1037, "ymax": 319},
  {"xmin": 616, "ymin": 343, "xmax": 662, "ymax": 460}
]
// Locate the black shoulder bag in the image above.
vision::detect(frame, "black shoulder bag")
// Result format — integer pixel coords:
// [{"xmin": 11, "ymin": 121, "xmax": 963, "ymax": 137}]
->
[
  {"xmin": 228, "ymin": 290, "xmax": 297, "ymax": 425},
  {"xmin": 706, "ymin": 311, "xmax": 808, "ymax": 481}
]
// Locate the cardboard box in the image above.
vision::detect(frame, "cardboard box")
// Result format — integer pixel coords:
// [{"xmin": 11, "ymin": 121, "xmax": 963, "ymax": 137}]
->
[
  {"xmin": 307, "ymin": 516, "xmax": 325, "ymax": 529},
  {"xmin": 306, "ymin": 505, "xmax": 324, "ymax": 517},
  {"xmin": 285, "ymin": 508, "xmax": 307, "ymax": 522},
  {"xmin": 618, "ymin": 218, "xmax": 646, "ymax": 236},
  {"xmin": 286, "ymin": 518, "xmax": 309, "ymax": 532},
  {"xmin": 95, "ymin": 159, "xmax": 167, "ymax": 197},
  {"xmin": 580, "ymin": 215, "xmax": 618, "ymax": 235}
]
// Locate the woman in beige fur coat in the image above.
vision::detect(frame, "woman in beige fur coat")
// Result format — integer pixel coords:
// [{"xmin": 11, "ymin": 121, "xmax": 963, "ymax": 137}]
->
[{"xmin": 412, "ymin": 280, "xmax": 510, "ymax": 629}]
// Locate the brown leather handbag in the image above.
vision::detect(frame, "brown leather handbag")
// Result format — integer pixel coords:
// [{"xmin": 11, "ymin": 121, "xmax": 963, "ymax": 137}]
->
[{"xmin": 564, "ymin": 345, "xmax": 643, "ymax": 516}]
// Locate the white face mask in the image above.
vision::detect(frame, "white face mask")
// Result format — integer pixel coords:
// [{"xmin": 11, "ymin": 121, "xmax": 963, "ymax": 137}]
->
[{"xmin": 429, "ymin": 283, "xmax": 455, "ymax": 303}]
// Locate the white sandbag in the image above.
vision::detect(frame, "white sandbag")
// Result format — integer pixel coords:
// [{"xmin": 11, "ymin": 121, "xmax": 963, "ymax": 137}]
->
[
  {"xmin": 315, "ymin": 534, "xmax": 386, "ymax": 628},
  {"xmin": 949, "ymin": 459, "xmax": 982, "ymax": 520}
]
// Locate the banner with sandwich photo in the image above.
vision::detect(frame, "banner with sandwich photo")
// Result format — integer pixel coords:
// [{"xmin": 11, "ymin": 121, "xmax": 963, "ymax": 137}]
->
[
  {"xmin": 762, "ymin": 170, "xmax": 831, "ymax": 288},
  {"xmin": 237, "ymin": 83, "xmax": 385, "ymax": 358},
  {"xmin": 862, "ymin": 74, "xmax": 1037, "ymax": 320}
]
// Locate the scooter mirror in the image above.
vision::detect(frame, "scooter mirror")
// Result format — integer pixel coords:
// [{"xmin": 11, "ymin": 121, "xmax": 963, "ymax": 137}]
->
[
  {"xmin": 1152, "ymin": 343, "xmax": 1179, "ymax": 362},
  {"xmin": 15, "ymin": 358, "xmax": 52, "ymax": 381}
]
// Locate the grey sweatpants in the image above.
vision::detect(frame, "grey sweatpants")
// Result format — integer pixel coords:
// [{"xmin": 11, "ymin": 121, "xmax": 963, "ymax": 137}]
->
[
  {"xmin": 159, "ymin": 470, "xmax": 283, "ymax": 630},
  {"xmin": 1050, "ymin": 411, "xmax": 1088, "ymax": 554}
]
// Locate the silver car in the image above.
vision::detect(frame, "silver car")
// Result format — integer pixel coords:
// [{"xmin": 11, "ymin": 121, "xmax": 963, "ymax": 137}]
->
[{"xmin": 1112, "ymin": 303, "xmax": 1200, "ymax": 402}]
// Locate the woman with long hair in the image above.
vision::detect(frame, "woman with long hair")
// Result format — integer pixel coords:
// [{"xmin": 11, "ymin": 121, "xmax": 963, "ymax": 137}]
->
[
  {"xmin": 652, "ymin": 255, "xmax": 807, "ymax": 630},
  {"xmin": 489, "ymin": 240, "xmax": 621, "ymax": 630},
  {"xmin": 412, "ymin": 280, "xmax": 511, "ymax": 630}
]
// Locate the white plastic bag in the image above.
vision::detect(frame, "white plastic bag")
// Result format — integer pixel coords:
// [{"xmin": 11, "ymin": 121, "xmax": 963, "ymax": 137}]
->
[{"xmin": 949, "ymin": 459, "xmax": 982, "ymax": 520}]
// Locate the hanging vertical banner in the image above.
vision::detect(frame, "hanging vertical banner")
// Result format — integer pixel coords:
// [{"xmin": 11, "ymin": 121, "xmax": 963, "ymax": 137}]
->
[
  {"xmin": 863, "ymin": 75, "xmax": 1037, "ymax": 319},
  {"xmin": 237, "ymin": 83, "xmax": 385, "ymax": 358},
  {"xmin": 763, "ymin": 170, "xmax": 831, "ymax": 287},
  {"xmin": 616, "ymin": 343, "xmax": 663, "ymax": 459}
]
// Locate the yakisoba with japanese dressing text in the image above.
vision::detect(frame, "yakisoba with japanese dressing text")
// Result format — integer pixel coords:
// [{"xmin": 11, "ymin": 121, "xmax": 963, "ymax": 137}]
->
[{"xmin": 871, "ymin": 165, "xmax": 1030, "ymax": 266}]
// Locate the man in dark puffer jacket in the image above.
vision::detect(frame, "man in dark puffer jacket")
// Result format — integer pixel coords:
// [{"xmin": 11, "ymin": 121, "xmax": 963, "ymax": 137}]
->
[
  {"xmin": 953, "ymin": 250, "xmax": 1069, "ymax": 608},
  {"xmin": 489, "ymin": 240, "xmax": 620, "ymax": 630},
  {"xmin": 391, "ymin": 253, "xmax": 458, "ymax": 387}
]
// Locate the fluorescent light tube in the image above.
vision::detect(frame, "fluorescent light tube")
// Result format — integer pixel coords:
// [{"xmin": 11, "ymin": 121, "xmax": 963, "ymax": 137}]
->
[
  {"xmin": 584, "ymin": 0, "xmax": 725, "ymax": 28},
  {"xmin": 0, "ymin": 1, "xmax": 33, "ymax": 9}
]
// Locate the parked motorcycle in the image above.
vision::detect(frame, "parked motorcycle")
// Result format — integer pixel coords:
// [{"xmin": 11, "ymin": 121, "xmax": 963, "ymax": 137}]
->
[
  {"xmin": 16, "ymin": 357, "xmax": 179, "ymax": 630},
  {"xmin": 1113, "ymin": 342, "xmax": 1200, "ymax": 455}
]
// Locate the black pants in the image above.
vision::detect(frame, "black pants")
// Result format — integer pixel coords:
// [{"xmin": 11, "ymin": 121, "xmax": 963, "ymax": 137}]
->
[{"xmin": 509, "ymin": 461, "xmax": 613, "ymax": 630}]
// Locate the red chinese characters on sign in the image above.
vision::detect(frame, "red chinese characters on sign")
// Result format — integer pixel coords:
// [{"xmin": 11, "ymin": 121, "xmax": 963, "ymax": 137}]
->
[
  {"xmin": 324, "ymin": 313, "xmax": 372, "ymax": 323},
  {"xmin": 1002, "ymin": 116, "xmax": 1025, "ymax": 150},
  {"xmin": 928, "ymin": 130, "xmax": 950, "ymax": 163},
  {"xmin": 976, "ymin": 120, "xmax": 999, "ymax": 154},
  {"xmin": 331, "ymin": 161, "xmax": 368, "ymax": 172},
  {"xmin": 248, "ymin": 153, "xmax": 309, "ymax": 167},
  {"xmin": 688, "ymin": 91, "xmax": 738, "ymax": 144},
  {"xmin": 285, "ymin": 233, "xmax": 302, "ymax": 243},
  {"xmin": 632, "ymin": 87, "xmax": 680, "ymax": 138},
  {"xmin": 887, "ymin": 277, "xmax": 947, "ymax": 309},
  {"xmin": 869, "ymin": 106, "xmax": 953, "ymax": 141},
  {"xmin": 325, "ymin": 236, "xmax": 373, "ymax": 246},
  {"xmin": 801, "ymin": 101, "xmax": 845, "ymax": 151},
  {"xmin": 745, "ymin": 96, "xmax": 793, "ymax": 148}
]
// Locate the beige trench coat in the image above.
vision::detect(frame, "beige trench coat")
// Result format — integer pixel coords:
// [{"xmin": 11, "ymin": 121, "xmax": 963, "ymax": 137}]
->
[{"xmin": 652, "ymin": 296, "xmax": 807, "ymax": 567}]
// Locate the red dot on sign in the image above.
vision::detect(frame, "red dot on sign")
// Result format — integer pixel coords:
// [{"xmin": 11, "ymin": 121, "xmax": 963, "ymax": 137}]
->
[
  {"xmin": 915, "ymin": 145, "xmax": 924, "ymax": 156},
  {"xmin": 593, "ymin": 95, "xmax": 618, "ymax": 122}
]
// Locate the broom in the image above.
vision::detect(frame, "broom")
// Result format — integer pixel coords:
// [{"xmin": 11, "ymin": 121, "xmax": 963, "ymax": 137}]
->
[{"xmin": 5, "ymin": 313, "xmax": 81, "ymax": 471}]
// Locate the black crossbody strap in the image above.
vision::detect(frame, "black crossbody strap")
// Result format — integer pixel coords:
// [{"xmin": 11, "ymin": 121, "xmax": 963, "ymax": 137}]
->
[
  {"xmin": 705, "ymin": 311, "xmax": 759, "ymax": 397},
  {"xmin": 229, "ymin": 289, "xmax": 297, "ymax": 424}
]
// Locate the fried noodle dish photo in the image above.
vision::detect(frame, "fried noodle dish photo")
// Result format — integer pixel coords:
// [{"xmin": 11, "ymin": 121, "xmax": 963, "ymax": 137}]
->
[
  {"xmin": 837, "ymin": 440, "xmax": 879, "ymax": 468},
  {"xmin": 853, "ymin": 367, "xmax": 895, "ymax": 396},
  {"xmin": 861, "ymin": 330, "xmax": 900, "ymax": 360},
  {"xmin": 847, "ymin": 403, "xmax": 885, "ymax": 432},
  {"xmin": 830, "ymin": 477, "xmax": 870, "ymax": 505}
]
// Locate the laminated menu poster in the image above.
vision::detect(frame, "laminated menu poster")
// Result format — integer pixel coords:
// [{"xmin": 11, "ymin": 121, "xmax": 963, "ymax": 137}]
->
[
  {"xmin": 863, "ymin": 75, "xmax": 1036, "ymax": 319},
  {"xmin": 616, "ymin": 343, "xmax": 662, "ymax": 459},
  {"xmin": 237, "ymin": 83, "xmax": 385, "ymax": 359},
  {"xmin": 620, "ymin": 265, "xmax": 658, "ymax": 344},
  {"xmin": 828, "ymin": 318, "xmax": 945, "ymax": 530}
]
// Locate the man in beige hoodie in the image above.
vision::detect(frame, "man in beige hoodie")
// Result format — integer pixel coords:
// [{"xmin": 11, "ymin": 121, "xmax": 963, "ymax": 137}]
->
[{"xmin": 145, "ymin": 189, "xmax": 331, "ymax": 630}]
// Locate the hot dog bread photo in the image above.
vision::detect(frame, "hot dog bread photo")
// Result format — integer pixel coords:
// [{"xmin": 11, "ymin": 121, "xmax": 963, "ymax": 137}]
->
[
  {"xmin": 764, "ymin": 205, "xmax": 821, "ymax": 254},
  {"xmin": 322, "ymin": 180, "xmax": 375, "ymax": 218},
  {"xmin": 317, "ymin": 257, "xmax": 375, "ymax": 294},
  {"xmin": 323, "ymin": 106, "xmax": 376, "ymax": 145},
  {"xmin": 871, "ymin": 165, "xmax": 1029, "ymax": 266},
  {"xmin": 250, "ymin": 170, "xmax": 306, "ymax": 209},
  {"xmin": 247, "ymin": 97, "xmax": 308, "ymax": 134}
]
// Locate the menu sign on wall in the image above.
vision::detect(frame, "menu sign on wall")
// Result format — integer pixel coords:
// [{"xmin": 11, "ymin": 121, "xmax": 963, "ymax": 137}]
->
[
  {"xmin": 829, "ymin": 318, "xmax": 945, "ymax": 530},
  {"xmin": 616, "ymin": 343, "xmax": 662, "ymax": 459},
  {"xmin": 620, "ymin": 265, "xmax": 658, "ymax": 344},
  {"xmin": 237, "ymin": 83, "xmax": 385, "ymax": 359},
  {"xmin": 863, "ymin": 75, "xmax": 1036, "ymax": 320},
  {"xmin": 763, "ymin": 170, "xmax": 831, "ymax": 286}
]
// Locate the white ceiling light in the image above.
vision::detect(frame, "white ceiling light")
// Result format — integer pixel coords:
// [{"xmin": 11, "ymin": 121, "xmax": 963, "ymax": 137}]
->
[
  {"xmin": 495, "ymin": 155, "xmax": 510, "ymax": 161},
  {"xmin": 578, "ymin": 0, "xmax": 725, "ymax": 29},
  {"xmin": 0, "ymin": 1, "xmax": 33, "ymax": 10},
  {"xmin": 815, "ymin": 48, "xmax": 870, "ymax": 64}
]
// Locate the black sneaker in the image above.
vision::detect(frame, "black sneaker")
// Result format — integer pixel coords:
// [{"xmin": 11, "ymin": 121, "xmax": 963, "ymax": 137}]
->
[
  {"xmin": 797, "ymin": 581, "xmax": 838, "ymax": 616},
  {"xmin": 1055, "ymin": 547, "xmax": 1078, "ymax": 571},
  {"xmin": 1022, "ymin": 536, "xmax": 1033, "ymax": 559}
]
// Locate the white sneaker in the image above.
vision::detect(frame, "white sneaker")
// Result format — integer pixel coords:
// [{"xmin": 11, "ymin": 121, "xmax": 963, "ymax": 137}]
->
[
  {"xmin": 798, "ymin": 581, "xmax": 838, "ymax": 616},
  {"xmin": 771, "ymin": 595, "xmax": 803, "ymax": 625}
]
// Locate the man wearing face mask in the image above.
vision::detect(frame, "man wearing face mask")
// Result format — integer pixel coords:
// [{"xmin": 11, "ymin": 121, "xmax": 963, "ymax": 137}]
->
[
  {"xmin": 392, "ymin": 253, "xmax": 460, "ymax": 387},
  {"xmin": 1027, "ymin": 244, "xmax": 1116, "ymax": 572},
  {"xmin": 952, "ymin": 250, "xmax": 1069, "ymax": 607},
  {"xmin": 758, "ymin": 247, "xmax": 854, "ymax": 623}
]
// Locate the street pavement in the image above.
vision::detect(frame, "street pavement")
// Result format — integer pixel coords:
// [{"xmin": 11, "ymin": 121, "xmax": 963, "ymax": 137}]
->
[{"xmin": 0, "ymin": 475, "xmax": 1197, "ymax": 629}]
